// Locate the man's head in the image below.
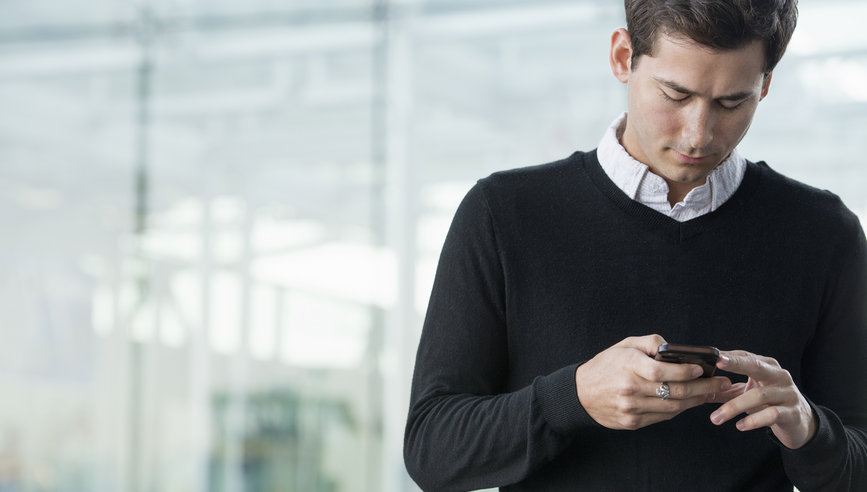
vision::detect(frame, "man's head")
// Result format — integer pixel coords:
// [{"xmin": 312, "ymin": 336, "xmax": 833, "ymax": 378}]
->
[
  {"xmin": 609, "ymin": 0, "xmax": 798, "ymax": 203},
  {"xmin": 625, "ymin": 0, "xmax": 798, "ymax": 76}
]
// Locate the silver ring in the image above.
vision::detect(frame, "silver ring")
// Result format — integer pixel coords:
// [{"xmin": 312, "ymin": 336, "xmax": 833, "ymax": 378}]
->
[{"xmin": 656, "ymin": 382, "xmax": 670, "ymax": 400}]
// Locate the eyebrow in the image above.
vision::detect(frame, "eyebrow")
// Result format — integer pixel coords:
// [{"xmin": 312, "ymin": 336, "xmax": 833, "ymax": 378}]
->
[{"xmin": 653, "ymin": 77, "xmax": 756, "ymax": 101}]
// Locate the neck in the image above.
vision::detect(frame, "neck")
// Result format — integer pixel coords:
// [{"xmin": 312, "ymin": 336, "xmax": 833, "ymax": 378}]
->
[{"xmin": 663, "ymin": 177, "xmax": 706, "ymax": 207}]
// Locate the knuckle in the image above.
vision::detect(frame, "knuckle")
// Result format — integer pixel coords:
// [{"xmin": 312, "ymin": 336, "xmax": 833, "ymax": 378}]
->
[
  {"xmin": 615, "ymin": 382, "xmax": 639, "ymax": 397},
  {"xmin": 766, "ymin": 406, "xmax": 781, "ymax": 421},
  {"xmin": 620, "ymin": 415, "xmax": 641, "ymax": 429},
  {"xmin": 616, "ymin": 399, "xmax": 639, "ymax": 414},
  {"xmin": 646, "ymin": 367, "xmax": 663, "ymax": 382},
  {"xmin": 669, "ymin": 400, "xmax": 687, "ymax": 413},
  {"xmin": 670, "ymin": 384, "xmax": 688, "ymax": 399},
  {"xmin": 749, "ymin": 358, "xmax": 763, "ymax": 372}
]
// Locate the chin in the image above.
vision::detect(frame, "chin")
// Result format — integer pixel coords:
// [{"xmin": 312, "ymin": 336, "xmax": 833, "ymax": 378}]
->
[
  {"xmin": 682, "ymin": 175, "xmax": 711, "ymax": 184},
  {"xmin": 666, "ymin": 170, "xmax": 710, "ymax": 184}
]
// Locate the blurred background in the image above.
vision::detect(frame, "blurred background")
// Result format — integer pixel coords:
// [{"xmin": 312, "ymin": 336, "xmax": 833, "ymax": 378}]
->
[{"xmin": 0, "ymin": 0, "xmax": 864, "ymax": 491}]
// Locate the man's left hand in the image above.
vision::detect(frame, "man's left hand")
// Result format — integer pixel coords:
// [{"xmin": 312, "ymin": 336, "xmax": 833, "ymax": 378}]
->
[{"xmin": 707, "ymin": 350, "xmax": 817, "ymax": 450}]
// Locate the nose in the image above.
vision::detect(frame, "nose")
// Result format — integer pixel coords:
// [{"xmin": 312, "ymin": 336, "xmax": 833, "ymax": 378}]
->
[{"xmin": 683, "ymin": 105, "xmax": 714, "ymax": 150}]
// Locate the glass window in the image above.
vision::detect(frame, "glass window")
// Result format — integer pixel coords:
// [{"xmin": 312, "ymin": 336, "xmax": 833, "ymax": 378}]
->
[{"xmin": 0, "ymin": 1, "xmax": 863, "ymax": 491}]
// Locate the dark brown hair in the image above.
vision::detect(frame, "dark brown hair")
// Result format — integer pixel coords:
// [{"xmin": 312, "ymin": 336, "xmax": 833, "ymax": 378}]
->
[{"xmin": 625, "ymin": 0, "xmax": 798, "ymax": 74}]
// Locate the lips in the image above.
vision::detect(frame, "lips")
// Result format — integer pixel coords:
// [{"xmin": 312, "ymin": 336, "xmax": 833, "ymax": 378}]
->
[{"xmin": 673, "ymin": 150, "xmax": 710, "ymax": 164}]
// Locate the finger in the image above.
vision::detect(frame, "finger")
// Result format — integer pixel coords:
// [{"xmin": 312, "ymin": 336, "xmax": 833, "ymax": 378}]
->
[
  {"xmin": 591, "ymin": 394, "xmax": 703, "ymax": 430},
  {"xmin": 710, "ymin": 386, "xmax": 788, "ymax": 425},
  {"xmin": 717, "ymin": 351, "xmax": 787, "ymax": 384},
  {"xmin": 615, "ymin": 334, "xmax": 667, "ymax": 356},
  {"xmin": 734, "ymin": 404, "xmax": 795, "ymax": 432},
  {"xmin": 708, "ymin": 379, "xmax": 758, "ymax": 403},
  {"xmin": 657, "ymin": 376, "xmax": 731, "ymax": 400},
  {"xmin": 706, "ymin": 382, "xmax": 748, "ymax": 403},
  {"xmin": 640, "ymin": 394, "xmax": 709, "ymax": 415},
  {"xmin": 609, "ymin": 409, "xmax": 681, "ymax": 430},
  {"xmin": 634, "ymin": 354, "xmax": 704, "ymax": 383}
]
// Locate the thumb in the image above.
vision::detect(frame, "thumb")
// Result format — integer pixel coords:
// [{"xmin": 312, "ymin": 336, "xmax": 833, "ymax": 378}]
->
[{"xmin": 615, "ymin": 334, "xmax": 667, "ymax": 357}]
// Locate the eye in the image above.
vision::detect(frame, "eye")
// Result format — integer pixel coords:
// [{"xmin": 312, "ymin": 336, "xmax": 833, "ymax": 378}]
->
[
  {"xmin": 660, "ymin": 90, "xmax": 688, "ymax": 103},
  {"xmin": 717, "ymin": 100, "xmax": 744, "ymax": 112}
]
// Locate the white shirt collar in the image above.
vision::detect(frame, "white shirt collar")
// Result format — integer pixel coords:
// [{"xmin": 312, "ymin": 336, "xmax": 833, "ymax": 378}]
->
[{"xmin": 597, "ymin": 112, "xmax": 746, "ymax": 222}]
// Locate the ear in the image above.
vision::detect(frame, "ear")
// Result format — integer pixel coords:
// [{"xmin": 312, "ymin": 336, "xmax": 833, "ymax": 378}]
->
[
  {"xmin": 610, "ymin": 28, "xmax": 633, "ymax": 83},
  {"xmin": 759, "ymin": 72, "xmax": 773, "ymax": 101}
]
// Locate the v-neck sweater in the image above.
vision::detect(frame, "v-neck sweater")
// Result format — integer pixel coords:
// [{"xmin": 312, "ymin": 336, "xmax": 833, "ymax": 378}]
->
[{"xmin": 405, "ymin": 150, "xmax": 867, "ymax": 491}]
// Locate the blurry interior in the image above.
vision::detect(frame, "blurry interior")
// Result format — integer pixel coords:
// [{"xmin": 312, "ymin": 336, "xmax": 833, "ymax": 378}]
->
[{"xmin": 0, "ymin": 0, "xmax": 864, "ymax": 491}]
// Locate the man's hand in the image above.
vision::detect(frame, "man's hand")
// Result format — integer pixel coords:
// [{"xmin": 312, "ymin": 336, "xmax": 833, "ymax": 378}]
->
[
  {"xmin": 575, "ymin": 335, "xmax": 732, "ymax": 430},
  {"xmin": 708, "ymin": 350, "xmax": 817, "ymax": 450}
]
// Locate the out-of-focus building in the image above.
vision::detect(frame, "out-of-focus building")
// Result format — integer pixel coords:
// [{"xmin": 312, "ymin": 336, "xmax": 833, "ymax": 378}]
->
[{"xmin": 0, "ymin": 1, "xmax": 863, "ymax": 491}]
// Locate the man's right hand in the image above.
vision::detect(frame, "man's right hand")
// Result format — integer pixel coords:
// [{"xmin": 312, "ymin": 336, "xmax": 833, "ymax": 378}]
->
[{"xmin": 574, "ymin": 334, "xmax": 732, "ymax": 430}]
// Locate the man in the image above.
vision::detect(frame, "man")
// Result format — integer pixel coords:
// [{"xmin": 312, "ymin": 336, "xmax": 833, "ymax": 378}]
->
[{"xmin": 404, "ymin": 0, "xmax": 867, "ymax": 490}]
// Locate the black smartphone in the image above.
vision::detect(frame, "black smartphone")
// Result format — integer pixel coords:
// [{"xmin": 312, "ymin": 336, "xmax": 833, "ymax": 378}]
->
[{"xmin": 654, "ymin": 344, "xmax": 720, "ymax": 378}]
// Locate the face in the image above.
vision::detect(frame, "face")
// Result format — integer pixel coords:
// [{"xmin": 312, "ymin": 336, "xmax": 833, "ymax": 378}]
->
[{"xmin": 610, "ymin": 30, "xmax": 771, "ymax": 192}]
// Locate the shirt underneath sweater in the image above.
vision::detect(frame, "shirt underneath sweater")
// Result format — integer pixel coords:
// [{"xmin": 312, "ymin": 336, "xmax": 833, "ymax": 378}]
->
[{"xmin": 404, "ymin": 150, "xmax": 867, "ymax": 491}]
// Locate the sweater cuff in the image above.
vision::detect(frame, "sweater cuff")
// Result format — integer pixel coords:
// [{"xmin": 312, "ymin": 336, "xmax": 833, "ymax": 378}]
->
[
  {"xmin": 534, "ymin": 362, "xmax": 601, "ymax": 435},
  {"xmin": 775, "ymin": 401, "xmax": 846, "ymax": 487}
]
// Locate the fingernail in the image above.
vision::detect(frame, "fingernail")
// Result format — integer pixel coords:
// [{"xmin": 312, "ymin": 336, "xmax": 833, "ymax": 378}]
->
[
  {"xmin": 721, "ymin": 380, "xmax": 731, "ymax": 391},
  {"xmin": 692, "ymin": 367, "xmax": 703, "ymax": 378},
  {"xmin": 720, "ymin": 355, "xmax": 731, "ymax": 365},
  {"xmin": 736, "ymin": 420, "xmax": 745, "ymax": 431},
  {"xmin": 711, "ymin": 411, "xmax": 722, "ymax": 424}
]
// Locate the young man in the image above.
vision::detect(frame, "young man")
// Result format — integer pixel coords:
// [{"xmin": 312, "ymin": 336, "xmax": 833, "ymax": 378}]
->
[{"xmin": 405, "ymin": 0, "xmax": 867, "ymax": 490}]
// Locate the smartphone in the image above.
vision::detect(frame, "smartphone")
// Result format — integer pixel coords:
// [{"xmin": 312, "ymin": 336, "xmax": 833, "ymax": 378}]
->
[{"xmin": 654, "ymin": 344, "xmax": 720, "ymax": 378}]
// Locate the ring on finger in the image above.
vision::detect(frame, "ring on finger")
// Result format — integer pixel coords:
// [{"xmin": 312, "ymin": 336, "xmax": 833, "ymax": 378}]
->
[{"xmin": 656, "ymin": 382, "xmax": 670, "ymax": 400}]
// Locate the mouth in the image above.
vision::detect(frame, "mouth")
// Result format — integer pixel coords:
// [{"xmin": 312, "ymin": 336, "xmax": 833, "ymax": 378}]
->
[{"xmin": 672, "ymin": 150, "xmax": 711, "ymax": 165}]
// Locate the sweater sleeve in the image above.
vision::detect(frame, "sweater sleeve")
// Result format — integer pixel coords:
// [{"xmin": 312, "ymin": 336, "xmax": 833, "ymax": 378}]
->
[
  {"xmin": 780, "ymin": 212, "xmax": 867, "ymax": 491},
  {"xmin": 403, "ymin": 183, "xmax": 598, "ymax": 491}
]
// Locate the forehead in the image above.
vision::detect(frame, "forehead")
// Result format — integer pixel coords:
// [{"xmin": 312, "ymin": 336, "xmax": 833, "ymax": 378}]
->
[{"xmin": 638, "ymin": 33, "xmax": 766, "ymax": 93}]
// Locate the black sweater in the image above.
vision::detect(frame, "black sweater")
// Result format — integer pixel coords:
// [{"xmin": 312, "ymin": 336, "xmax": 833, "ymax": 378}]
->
[{"xmin": 404, "ymin": 151, "xmax": 867, "ymax": 491}]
